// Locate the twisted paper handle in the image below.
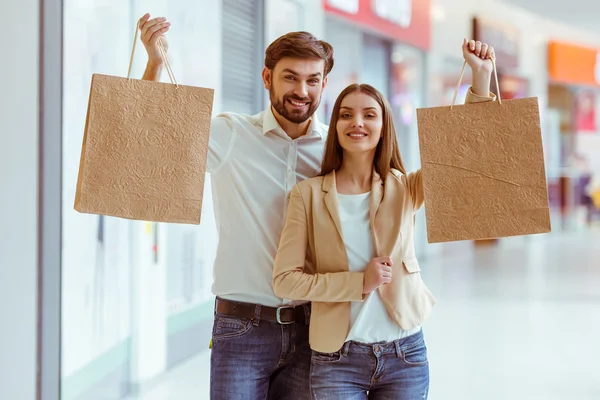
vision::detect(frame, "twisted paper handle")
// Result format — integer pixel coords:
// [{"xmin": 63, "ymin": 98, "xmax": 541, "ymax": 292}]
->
[{"xmin": 127, "ymin": 20, "xmax": 178, "ymax": 87}]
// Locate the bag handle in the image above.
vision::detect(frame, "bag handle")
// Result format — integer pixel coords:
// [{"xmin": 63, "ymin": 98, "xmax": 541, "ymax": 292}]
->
[
  {"xmin": 450, "ymin": 57, "xmax": 501, "ymax": 109},
  {"xmin": 127, "ymin": 20, "xmax": 178, "ymax": 87}
]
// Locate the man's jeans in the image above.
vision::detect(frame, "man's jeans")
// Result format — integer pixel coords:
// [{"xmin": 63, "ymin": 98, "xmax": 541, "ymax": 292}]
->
[
  {"xmin": 210, "ymin": 305, "xmax": 311, "ymax": 400},
  {"xmin": 309, "ymin": 330, "xmax": 429, "ymax": 399}
]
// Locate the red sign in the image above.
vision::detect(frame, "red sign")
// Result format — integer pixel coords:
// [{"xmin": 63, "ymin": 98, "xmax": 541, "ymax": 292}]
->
[
  {"xmin": 575, "ymin": 90, "xmax": 596, "ymax": 132},
  {"xmin": 323, "ymin": 0, "xmax": 431, "ymax": 50}
]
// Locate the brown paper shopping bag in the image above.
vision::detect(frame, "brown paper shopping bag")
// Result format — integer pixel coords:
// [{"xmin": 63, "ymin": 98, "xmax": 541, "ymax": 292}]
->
[
  {"xmin": 416, "ymin": 59, "xmax": 551, "ymax": 243},
  {"xmin": 74, "ymin": 24, "xmax": 214, "ymax": 224}
]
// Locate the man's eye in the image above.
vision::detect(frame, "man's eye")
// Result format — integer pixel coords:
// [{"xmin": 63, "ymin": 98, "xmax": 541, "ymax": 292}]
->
[{"xmin": 285, "ymin": 75, "xmax": 296, "ymax": 80}]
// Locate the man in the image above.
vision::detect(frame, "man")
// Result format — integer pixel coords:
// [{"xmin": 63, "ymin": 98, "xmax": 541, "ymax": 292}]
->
[{"xmin": 137, "ymin": 13, "xmax": 334, "ymax": 399}]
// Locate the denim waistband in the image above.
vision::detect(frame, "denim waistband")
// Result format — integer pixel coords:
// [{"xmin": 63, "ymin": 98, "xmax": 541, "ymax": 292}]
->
[{"xmin": 339, "ymin": 328, "xmax": 424, "ymax": 357}]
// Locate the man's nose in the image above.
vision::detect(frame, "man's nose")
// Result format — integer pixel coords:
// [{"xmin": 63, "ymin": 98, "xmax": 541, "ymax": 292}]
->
[{"xmin": 294, "ymin": 82, "xmax": 308, "ymax": 98}]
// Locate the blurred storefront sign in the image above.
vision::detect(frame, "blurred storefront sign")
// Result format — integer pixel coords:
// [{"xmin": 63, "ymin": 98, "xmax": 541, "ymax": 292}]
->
[
  {"xmin": 372, "ymin": 0, "xmax": 412, "ymax": 28},
  {"xmin": 473, "ymin": 17, "xmax": 520, "ymax": 71},
  {"xmin": 548, "ymin": 41, "xmax": 600, "ymax": 87},
  {"xmin": 326, "ymin": 0, "xmax": 359, "ymax": 14},
  {"xmin": 323, "ymin": 0, "xmax": 430, "ymax": 50},
  {"xmin": 473, "ymin": 17, "xmax": 526, "ymax": 101}
]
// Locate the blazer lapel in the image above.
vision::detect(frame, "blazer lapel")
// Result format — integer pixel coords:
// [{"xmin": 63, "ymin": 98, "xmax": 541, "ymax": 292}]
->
[
  {"xmin": 369, "ymin": 170, "xmax": 384, "ymax": 255},
  {"xmin": 322, "ymin": 171, "xmax": 344, "ymax": 242}
]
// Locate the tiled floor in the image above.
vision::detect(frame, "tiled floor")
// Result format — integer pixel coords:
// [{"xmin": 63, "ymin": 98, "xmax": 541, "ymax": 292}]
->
[{"xmin": 131, "ymin": 229, "xmax": 600, "ymax": 400}]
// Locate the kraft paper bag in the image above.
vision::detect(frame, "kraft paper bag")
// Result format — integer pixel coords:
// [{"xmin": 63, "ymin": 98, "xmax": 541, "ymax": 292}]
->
[
  {"xmin": 74, "ymin": 26, "xmax": 214, "ymax": 225},
  {"xmin": 416, "ymin": 60, "xmax": 551, "ymax": 243}
]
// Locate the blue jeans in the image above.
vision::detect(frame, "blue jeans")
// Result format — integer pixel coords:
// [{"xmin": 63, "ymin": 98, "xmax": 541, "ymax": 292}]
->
[
  {"xmin": 210, "ymin": 304, "xmax": 312, "ymax": 399},
  {"xmin": 309, "ymin": 330, "xmax": 429, "ymax": 399}
]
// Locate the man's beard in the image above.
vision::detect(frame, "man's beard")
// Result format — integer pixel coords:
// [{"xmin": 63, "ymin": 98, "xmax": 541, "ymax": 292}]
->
[{"xmin": 270, "ymin": 89, "xmax": 320, "ymax": 124}]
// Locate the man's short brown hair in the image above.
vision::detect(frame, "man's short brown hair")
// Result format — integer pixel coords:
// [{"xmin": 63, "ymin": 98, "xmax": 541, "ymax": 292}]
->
[{"xmin": 264, "ymin": 31, "xmax": 334, "ymax": 76}]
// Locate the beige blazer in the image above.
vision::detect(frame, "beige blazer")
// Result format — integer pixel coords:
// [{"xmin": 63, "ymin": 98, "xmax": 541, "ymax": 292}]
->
[{"xmin": 272, "ymin": 88, "xmax": 495, "ymax": 353}]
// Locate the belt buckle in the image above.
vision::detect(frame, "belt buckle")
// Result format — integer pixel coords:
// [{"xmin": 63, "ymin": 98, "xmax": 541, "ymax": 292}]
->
[{"xmin": 276, "ymin": 306, "xmax": 295, "ymax": 325}]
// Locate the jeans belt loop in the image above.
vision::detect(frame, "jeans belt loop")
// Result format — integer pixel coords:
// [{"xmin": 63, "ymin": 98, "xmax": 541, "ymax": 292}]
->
[
  {"xmin": 342, "ymin": 341, "xmax": 351, "ymax": 357},
  {"xmin": 252, "ymin": 304, "xmax": 262, "ymax": 326},
  {"xmin": 394, "ymin": 339, "xmax": 402, "ymax": 358}
]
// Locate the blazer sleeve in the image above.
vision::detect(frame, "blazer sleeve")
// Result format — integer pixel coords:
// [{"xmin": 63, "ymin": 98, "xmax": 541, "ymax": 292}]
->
[
  {"xmin": 408, "ymin": 87, "xmax": 496, "ymax": 210},
  {"xmin": 465, "ymin": 86, "xmax": 496, "ymax": 103},
  {"xmin": 273, "ymin": 185, "xmax": 364, "ymax": 302}
]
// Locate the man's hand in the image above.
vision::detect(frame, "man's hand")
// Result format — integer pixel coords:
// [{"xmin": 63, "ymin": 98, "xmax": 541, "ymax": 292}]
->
[
  {"xmin": 363, "ymin": 257, "xmax": 393, "ymax": 295},
  {"xmin": 138, "ymin": 13, "xmax": 171, "ymax": 67}
]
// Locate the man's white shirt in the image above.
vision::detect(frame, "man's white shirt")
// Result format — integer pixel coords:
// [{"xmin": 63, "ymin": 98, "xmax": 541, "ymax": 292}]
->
[{"xmin": 207, "ymin": 108, "xmax": 328, "ymax": 307}]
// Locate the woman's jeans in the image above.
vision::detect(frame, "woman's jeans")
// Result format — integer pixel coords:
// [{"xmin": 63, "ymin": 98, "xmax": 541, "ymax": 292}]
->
[{"xmin": 309, "ymin": 329, "xmax": 429, "ymax": 399}]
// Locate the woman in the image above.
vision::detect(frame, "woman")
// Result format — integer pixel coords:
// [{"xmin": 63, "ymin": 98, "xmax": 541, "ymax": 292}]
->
[{"xmin": 272, "ymin": 39, "xmax": 497, "ymax": 399}]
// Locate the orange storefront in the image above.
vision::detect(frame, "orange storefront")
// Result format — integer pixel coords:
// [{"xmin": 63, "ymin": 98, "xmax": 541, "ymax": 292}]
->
[{"xmin": 546, "ymin": 40, "xmax": 600, "ymax": 224}]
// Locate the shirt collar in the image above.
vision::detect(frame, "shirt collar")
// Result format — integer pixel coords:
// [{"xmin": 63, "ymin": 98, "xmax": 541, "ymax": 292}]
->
[{"xmin": 262, "ymin": 106, "xmax": 325, "ymax": 140}]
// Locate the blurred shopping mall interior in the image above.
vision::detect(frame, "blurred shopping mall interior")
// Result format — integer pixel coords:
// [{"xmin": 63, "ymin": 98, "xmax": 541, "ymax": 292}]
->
[{"xmin": 2, "ymin": 0, "xmax": 600, "ymax": 399}]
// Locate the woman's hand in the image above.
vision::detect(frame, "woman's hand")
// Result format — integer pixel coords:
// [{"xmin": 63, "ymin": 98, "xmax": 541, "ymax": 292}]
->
[
  {"xmin": 363, "ymin": 257, "xmax": 393, "ymax": 294},
  {"xmin": 462, "ymin": 39, "xmax": 495, "ymax": 97},
  {"xmin": 462, "ymin": 39, "xmax": 494, "ymax": 73}
]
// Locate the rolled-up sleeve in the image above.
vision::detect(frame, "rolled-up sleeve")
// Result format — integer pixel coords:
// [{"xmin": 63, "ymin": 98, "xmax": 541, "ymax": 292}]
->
[{"xmin": 465, "ymin": 87, "xmax": 496, "ymax": 104}]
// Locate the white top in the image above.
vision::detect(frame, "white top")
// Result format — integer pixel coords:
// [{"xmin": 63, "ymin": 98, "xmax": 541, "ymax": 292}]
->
[
  {"xmin": 337, "ymin": 192, "xmax": 421, "ymax": 344},
  {"xmin": 207, "ymin": 108, "xmax": 328, "ymax": 307}
]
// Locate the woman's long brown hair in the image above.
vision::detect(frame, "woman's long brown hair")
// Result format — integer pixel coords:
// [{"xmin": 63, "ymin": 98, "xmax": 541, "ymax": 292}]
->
[{"xmin": 320, "ymin": 83, "xmax": 406, "ymax": 178}]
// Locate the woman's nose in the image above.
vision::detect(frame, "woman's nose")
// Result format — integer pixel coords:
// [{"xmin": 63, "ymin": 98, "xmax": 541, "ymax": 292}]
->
[{"xmin": 351, "ymin": 117, "xmax": 364, "ymax": 128}]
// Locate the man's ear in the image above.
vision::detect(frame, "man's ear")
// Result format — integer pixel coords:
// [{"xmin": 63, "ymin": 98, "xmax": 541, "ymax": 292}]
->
[
  {"xmin": 262, "ymin": 67, "xmax": 272, "ymax": 90},
  {"xmin": 322, "ymin": 75, "xmax": 328, "ymax": 91}
]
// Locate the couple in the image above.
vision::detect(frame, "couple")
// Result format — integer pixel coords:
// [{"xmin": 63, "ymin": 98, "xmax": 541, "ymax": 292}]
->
[{"xmin": 138, "ymin": 13, "xmax": 497, "ymax": 400}]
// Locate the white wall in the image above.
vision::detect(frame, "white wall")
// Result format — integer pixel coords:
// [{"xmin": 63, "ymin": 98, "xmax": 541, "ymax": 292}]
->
[
  {"xmin": 0, "ymin": 0, "xmax": 39, "ymax": 398},
  {"xmin": 61, "ymin": 1, "xmax": 135, "ymax": 384},
  {"xmin": 60, "ymin": 0, "xmax": 225, "ymax": 394}
]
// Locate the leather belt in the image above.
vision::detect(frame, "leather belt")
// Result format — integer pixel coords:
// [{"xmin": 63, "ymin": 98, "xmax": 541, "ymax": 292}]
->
[{"xmin": 215, "ymin": 297, "xmax": 309, "ymax": 325}]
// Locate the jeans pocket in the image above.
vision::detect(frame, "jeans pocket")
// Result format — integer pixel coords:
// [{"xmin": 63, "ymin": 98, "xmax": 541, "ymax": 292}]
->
[
  {"xmin": 401, "ymin": 341, "xmax": 428, "ymax": 366},
  {"xmin": 212, "ymin": 314, "xmax": 253, "ymax": 341},
  {"xmin": 311, "ymin": 350, "xmax": 342, "ymax": 365}
]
